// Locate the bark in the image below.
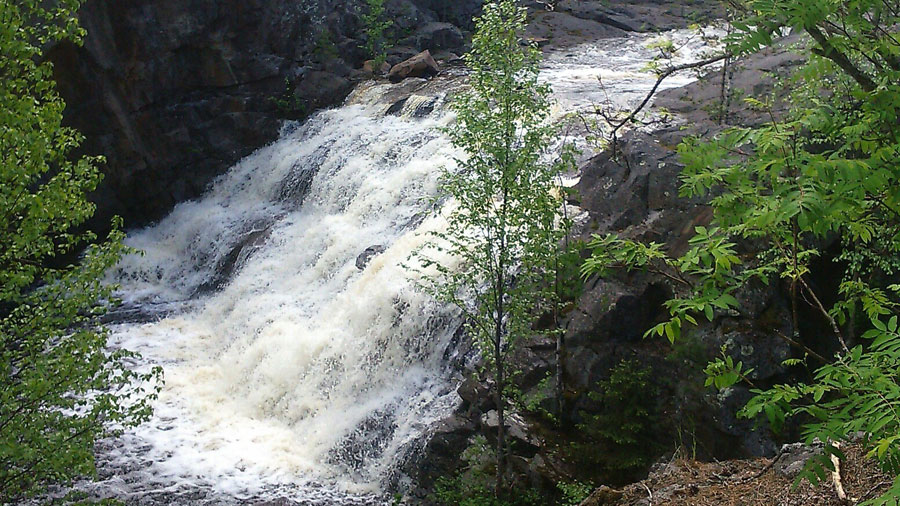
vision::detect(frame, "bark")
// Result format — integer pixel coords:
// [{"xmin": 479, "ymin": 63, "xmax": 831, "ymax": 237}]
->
[{"xmin": 807, "ymin": 24, "xmax": 877, "ymax": 92}]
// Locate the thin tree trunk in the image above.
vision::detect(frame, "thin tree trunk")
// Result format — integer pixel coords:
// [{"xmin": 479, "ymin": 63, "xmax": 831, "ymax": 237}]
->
[
  {"xmin": 555, "ymin": 328, "xmax": 565, "ymax": 418},
  {"xmin": 554, "ymin": 254, "xmax": 565, "ymax": 419},
  {"xmin": 494, "ymin": 227, "xmax": 507, "ymax": 496},
  {"xmin": 494, "ymin": 300, "xmax": 506, "ymax": 495}
]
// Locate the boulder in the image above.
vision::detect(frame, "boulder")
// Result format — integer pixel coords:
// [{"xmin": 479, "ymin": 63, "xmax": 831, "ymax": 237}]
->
[
  {"xmin": 355, "ymin": 245, "xmax": 386, "ymax": 270},
  {"xmin": 482, "ymin": 411, "xmax": 541, "ymax": 455},
  {"xmin": 774, "ymin": 441, "xmax": 824, "ymax": 478},
  {"xmin": 292, "ymin": 71, "xmax": 353, "ymax": 112},
  {"xmin": 432, "ymin": 51, "xmax": 462, "ymax": 63},
  {"xmin": 388, "ymin": 50, "xmax": 440, "ymax": 83}
]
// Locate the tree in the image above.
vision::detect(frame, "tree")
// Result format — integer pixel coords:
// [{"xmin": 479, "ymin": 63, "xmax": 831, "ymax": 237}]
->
[
  {"xmin": 360, "ymin": 0, "xmax": 393, "ymax": 70},
  {"xmin": 583, "ymin": 0, "xmax": 900, "ymax": 502},
  {"xmin": 0, "ymin": 1, "xmax": 161, "ymax": 501},
  {"xmin": 411, "ymin": 0, "xmax": 570, "ymax": 494}
]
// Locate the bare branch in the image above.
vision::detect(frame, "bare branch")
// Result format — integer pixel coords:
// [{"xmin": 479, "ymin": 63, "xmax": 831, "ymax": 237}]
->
[{"xmin": 601, "ymin": 53, "xmax": 729, "ymax": 142}]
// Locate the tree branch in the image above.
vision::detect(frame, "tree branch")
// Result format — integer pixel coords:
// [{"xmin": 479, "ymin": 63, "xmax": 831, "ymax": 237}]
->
[
  {"xmin": 807, "ymin": 24, "xmax": 877, "ymax": 92},
  {"xmin": 601, "ymin": 53, "xmax": 729, "ymax": 142}
]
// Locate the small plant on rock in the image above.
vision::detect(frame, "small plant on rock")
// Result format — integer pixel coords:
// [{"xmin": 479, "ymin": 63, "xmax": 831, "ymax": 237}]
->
[{"xmin": 360, "ymin": 0, "xmax": 393, "ymax": 70}]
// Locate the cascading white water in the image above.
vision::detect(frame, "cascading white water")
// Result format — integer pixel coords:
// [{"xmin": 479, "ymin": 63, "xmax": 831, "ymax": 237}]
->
[
  {"xmin": 92, "ymin": 80, "xmax": 466, "ymax": 505},
  {"xmin": 86, "ymin": 27, "xmax": 723, "ymax": 505}
]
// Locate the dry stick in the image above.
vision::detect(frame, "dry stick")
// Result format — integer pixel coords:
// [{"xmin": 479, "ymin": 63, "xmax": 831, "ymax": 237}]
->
[
  {"xmin": 829, "ymin": 442, "xmax": 850, "ymax": 503},
  {"xmin": 798, "ymin": 276, "xmax": 851, "ymax": 354},
  {"xmin": 641, "ymin": 482, "xmax": 654, "ymax": 506},
  {"xmin": 729, "ymin": 446, "xmax": 787, "ymax": 483},
  {"xmin": 774, "ymin": 329, "xmax": 829, "ymax": 364},
  {"xmin": 602, "ymin": 53, "xmax": 729, "ymax": 142}
]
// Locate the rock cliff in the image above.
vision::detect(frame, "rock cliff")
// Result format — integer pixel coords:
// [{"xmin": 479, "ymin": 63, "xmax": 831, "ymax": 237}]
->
[{"xmin": 50, "ymin": 0, "xmax": 481, "ymax": 228}]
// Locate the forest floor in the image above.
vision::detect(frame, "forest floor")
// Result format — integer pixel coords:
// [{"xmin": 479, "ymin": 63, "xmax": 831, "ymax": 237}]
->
[{"xmin": 585, "ymin": 444, "xmax": 894, "ymax": 505}]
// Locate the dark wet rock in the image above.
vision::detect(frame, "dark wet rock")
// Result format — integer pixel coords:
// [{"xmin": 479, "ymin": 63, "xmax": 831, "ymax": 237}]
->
[
  {"xmin": 432, "ymin": 51, "xmax": 462, "ymax": 63},
  {"xmin": 389, "ymin": 50, "xmax": 441, "ymax": 83},
  {"xmin": 526, "ymin": 11, "xmax": 627, "ymax": 47},
  {"xmin": 356, "ymin": 245, "xmax": 386, "ymax": 270},
  {"xmin": 386, "ymin": 98, "xmax": 409, "ymax": 116},
  {"xmin": 197, "ymin": 225, "xmax": 274, "ymax": 294},
  {"xmin": 277, "ymin": 158, "xmax": 320, "ymax": 208},
  {"xmin": 404, "ymin": 414, "xmax": 476, "ymax": 493},
  {"xmin": 407, "ymin": 95, "xmax": 439, "ymax": 118},
  {"xmin": 482, "ymin": 411, "xmax": 541, "ymax": 456},
  {"xmin": 457, "ymin": 376, "xmax": 493, "ymax": 414},
  {"xmin": 655, "ymin": 35, "xmax": 806, "ymax": 127},
  {"xmin": 410, "ymin": 0, "xmax": 485, "ymax": 31}
]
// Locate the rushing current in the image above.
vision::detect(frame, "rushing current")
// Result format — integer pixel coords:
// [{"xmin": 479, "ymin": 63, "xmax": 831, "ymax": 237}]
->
[{"xmin": 82, "ymin": 27, "xmax": 722, "ymax": 505}]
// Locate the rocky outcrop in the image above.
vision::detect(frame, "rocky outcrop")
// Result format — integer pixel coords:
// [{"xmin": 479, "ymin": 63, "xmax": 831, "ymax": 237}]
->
[
  {"xmin": 51, "ymin": 0, "xmax": 481, "ymax": 229},
  {"xmin": 523, "ymin": 0, "xmax": 724, "ymax": 48},
  {"xmin": 551, "ymin": 39, "xmax": 809, "ymax": 465},
  {"xmin": 556, "ymin": 0, "xmax": 724, "ymax": 33}
]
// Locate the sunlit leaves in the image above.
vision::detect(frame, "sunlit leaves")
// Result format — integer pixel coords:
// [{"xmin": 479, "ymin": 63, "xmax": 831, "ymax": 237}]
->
[{"xmin": 1, "ymin": 1, "xmax": 161, "ymax": 501}]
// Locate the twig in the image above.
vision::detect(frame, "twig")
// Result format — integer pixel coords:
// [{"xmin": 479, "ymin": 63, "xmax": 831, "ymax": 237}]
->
[
  {"xmin": 641, "ymin": 482, "xmax": 653, "ymax": 506},
  {"xmin": 829, "ymin": 442, "xmax": 850, "ymax": 504},
  {"xmin": 858, "ymin": 479, "xmax": 891, "ymax": 502},
  {"xmin": 774, "ymin": 329, "xmax": 828, "ymax": 364},
  {"xmin": 729, "ymin": 445, "xmax": 787, "ymax": 483},
  {"xmin": 798, "ymin": 276, "xmax": 851, "ymax": 354}
]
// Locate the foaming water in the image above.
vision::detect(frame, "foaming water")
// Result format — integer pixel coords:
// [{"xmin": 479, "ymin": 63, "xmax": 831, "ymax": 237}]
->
[
  {"xmin": 543, "ymin": 26, "xmax": 726, "ymax": 113},
  {"xmin": 92, "ymin": 85, "xmax": 464, "ymax": 504},
  {"xmin": 86, "ymin": 27, "xmax": 723, "ymax": 505}
]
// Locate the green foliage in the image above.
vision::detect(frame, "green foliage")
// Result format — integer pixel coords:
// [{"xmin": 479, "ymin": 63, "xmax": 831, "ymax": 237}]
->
[
  {"xmin": 555, "ymin": 239, "xmax": 587, "ymax": 306},
  {"xmin": 313, "ymin": 28, "xmax": 339, "ymax": 61},
  {"xmin": 270, "ymin": 78, "xmax": 307, "ymax": 118},
  {"xmin": 703, "ymin": 345, "xmax": 755, "ymax": 390},
  {"xmin": 0, "ymin": 0, "xmax": 161, "ymax": 501},
  {"xmin": 582, "ymin": 228, "xmax": 743, "ymax": 344},
  {"xmin": 433, "ymin": 475, "xmax": 541, "ymax": 506},
  {"xmin": 520, "ymin": 372, "xmax": 555, "ymax": 416},
  {"xmin": 645, "ymin": 37, "xmax": 676, "ymax": 60},
  {"xmin": 556, "ymin": 480, "xmax": 592, "ymax": 506},
  {"xmin": 410, "ymin": 0, "xmax": 573, "ymax": 491},
  {"xmin": 432, "ymin": 437, "xmax": 542, "ymax": 506},
  {"xmin": 571, "ymin": 360, "xmax": 659, "ymax": 479},
  {"xmin": 582, "ymin": 0, "xmax": 900, "ymax": 501},
  {"xmin": 360, "ymin": 0, "xmax": 393, "ymax": 69},
  {"xmin": 740, "ymin": 317, "xmax": 900, "ymax": 490}
]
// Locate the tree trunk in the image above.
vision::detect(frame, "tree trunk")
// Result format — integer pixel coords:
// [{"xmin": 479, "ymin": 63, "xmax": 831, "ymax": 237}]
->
[
  {"xmin": 554, "ymin": 255, "xmax": 565, "ymax": 419},
  {"xmin": 555, "ymin": 327, "xmax": 565, "ymax": 419},
  {"xmin": 494, "ymin": 313, "xmax": 506, "ymax": 496}
]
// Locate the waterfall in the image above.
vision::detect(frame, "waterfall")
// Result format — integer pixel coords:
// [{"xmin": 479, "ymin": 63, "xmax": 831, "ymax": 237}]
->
[
  {"xmin": 96, "ymin": 79, "xmax": 466, "ymax": 504},
  {"xmin": 85, "ymin": 27, "xmax": 722, "ymax": 505}
]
